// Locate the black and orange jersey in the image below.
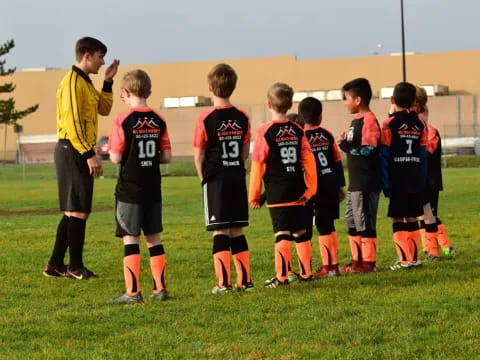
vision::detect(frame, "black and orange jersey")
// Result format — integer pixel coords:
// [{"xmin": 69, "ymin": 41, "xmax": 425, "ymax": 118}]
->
[
  {"xmin": 339, "ymin": 111, "xmax": 381, "ymax": 192},
  {"xmin": 380, "ymin": 110, "xmax": 428, "ymax": 193},
  {"xmin": 193, "ymin": 105, "xmax": 250, "ymax": 181},
  {"xmin": 305, "ymin": 125, "xmax": 345, "ymax": 193},
  {"xmin": 249, "ymin": 120, "xmax": 317, "ymax": 206},
  {"xmin": 108, "ymin": 107, "xmax": 171, "ymax": 203},
  {"xmin": 419, "ymin": 113, "xmax": 443, "ymax": 191}
]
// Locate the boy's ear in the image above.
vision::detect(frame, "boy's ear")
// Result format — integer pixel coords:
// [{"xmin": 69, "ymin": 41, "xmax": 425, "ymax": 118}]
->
[
  {"xmin": 266, "ymin": 100, "xmax": 272, "ymax": 110},
  {"xmin": 145, "ymin": 91, "xmax": 151, "ymax": 99},
  {"xmin": 390, "ymin": 96, "xmax": 394, "ymax": 104},
  {"xmin": 318, "ymin": 115, "xmax": 323, "ymax": 123}
]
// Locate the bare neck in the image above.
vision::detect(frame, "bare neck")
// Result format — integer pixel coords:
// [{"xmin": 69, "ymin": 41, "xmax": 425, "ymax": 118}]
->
[{"xmin": 212, "ymin": 96, "xmax": 231, "ymax": 107}]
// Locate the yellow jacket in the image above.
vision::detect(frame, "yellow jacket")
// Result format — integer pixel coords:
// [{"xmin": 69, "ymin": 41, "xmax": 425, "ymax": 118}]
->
[{"xmin": 56, "ymin": 66, "xmax": 113, "ymax": 157}]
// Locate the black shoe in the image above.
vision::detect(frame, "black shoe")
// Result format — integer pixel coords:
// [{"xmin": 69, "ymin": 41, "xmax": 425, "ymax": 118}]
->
[
  {"xmin": 43, "ymin": 264, "xmax": 68, "ymax": 278},
  {"xmin": 67, "ymin": 267, "xmax": 97, "ymax": 280}
]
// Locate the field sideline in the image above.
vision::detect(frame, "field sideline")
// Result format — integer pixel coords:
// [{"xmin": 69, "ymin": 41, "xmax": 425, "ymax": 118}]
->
[{"xmin": 0, "ymin": 165, "xmax": 479, "ymax": 359}]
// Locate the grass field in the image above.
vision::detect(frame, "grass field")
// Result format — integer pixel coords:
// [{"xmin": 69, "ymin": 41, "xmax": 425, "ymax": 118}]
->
[{"xmin": 0, "ymin": 164, "xmax": 479, "ymax": 359}]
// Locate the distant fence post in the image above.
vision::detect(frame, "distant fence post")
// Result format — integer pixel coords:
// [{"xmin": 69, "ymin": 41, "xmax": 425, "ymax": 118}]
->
[
  {"xmin": 456, "ymin": 96, "xmax": 462, "ymax": 137},
  {"xmin": 473, "ymin": 95, "xmax": 478, "ymax": 137}
]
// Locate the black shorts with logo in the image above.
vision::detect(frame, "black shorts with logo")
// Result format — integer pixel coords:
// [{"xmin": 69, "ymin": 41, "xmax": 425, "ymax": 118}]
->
[
  {"xmin": 54, "ymin": 140, "xmax": 94, "ymax": 212},
  {"xmin": 203, "ymin": 174, "xmax": 248, "ymax": 231}
]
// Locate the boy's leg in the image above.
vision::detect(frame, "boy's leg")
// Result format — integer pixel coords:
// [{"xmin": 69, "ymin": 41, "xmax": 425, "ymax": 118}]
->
[
  {"xmin": 123, "ymin": 237, "xmax": 141, "ymax": 296},
  {"xmin": 360, "ymin": 191, "xmax": 379, "ymax": 272},
  {"xmin": 422, "ymin": 203, "xmax": 440, "ymax": 258},
  {"xmin": 392, "ymin": 221, "xmax": 411, "ymax": 266},
  {"xmin": 293, "ymin": 229, "xmax": 313, "ymax": 279},
  {"xmin": 230, "ymin": 228, "xmax": 252, "ymax": 289},
  {"xmin": 212, "ymin": 231, "xmax": 232, "ymax": 289},
  {"xmin": 436, "ymin": 217, "xmax": 453, "ymax": 253},
  {"xmin": 406, "ymin": 219, "xmax": 421, "ymax": 265},
  {"xmin": 146, "ymin": 234, "xmax": 167, "ymax": 296},
  {"xmin": 315, "ymin": 216, "xmax": 339, "ymax": 276},
  {"xmin": 274, "ymin": 233, "xmax": 293, "ymax": 283}
]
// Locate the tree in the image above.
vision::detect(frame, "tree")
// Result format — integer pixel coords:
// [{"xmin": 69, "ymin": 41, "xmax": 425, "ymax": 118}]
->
[{"xmin": 1, "ymin": 39, "xmax": 39, "ymax": 162}]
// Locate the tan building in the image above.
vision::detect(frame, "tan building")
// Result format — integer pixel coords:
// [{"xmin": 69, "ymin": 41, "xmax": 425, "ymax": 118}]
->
[{"xmin": 2, "ymin": 50, "xmax": 479, "ymax": 162}]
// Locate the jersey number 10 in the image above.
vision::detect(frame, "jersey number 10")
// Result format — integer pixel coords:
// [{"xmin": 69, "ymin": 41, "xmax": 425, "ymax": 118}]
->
[{"xmin": 138, "ymin": 139, "xmax": 156, "ymax": 159}]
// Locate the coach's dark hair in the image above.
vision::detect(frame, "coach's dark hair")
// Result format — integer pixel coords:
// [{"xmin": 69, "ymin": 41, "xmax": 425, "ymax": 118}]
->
[
  {"xmin": 393, "ymin": 82, "xmax": 417, "ymax": 108},
  {"xmin": 298, "ymin": 97, "xmax": 323, "ymax": 125},
  {"xmin": 75, "ymin": 37, "xmax": 107, "ymax": 61},
  {"xmin": 342, "ymin": 78, "xmax": 372, "ymax": 106}
]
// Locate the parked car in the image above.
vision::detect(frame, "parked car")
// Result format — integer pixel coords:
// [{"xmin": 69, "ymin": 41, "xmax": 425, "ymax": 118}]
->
[{"xmin": 95, "ymin": 136, "xmax": 109, "ymax": 160}]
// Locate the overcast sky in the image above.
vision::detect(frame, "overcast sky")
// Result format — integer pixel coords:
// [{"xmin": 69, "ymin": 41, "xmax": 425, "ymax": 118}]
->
[{"xmin": 1, "ymin": 0, "xmax": 478, "ymax": 70}]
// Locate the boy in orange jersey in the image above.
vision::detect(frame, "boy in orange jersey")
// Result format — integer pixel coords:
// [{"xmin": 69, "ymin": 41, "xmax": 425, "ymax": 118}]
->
[
  {"xmin": 108, "ymin": 70, "xmax": 171, "ymax": 303},
  {"xmin": 249, "ymin": 83, "xmax": 317, "ymax": 287},
  {"xmin": 338, "ymin": 78, "xmax": 381, "ymax": 273},
  {"xmin": 380, "ymin": 82, "xmax": 428, "ymax": 270},
  {"xmin": 299, "ymin": 97, "xmax": 346, "ymax": 277},
  {"xmin": 193, "ymin": 64, "xmax": 253, "ymax": 294},
  {"xmin": 414, "ymin": 87, "xmax": 455, "ymax": 258}
]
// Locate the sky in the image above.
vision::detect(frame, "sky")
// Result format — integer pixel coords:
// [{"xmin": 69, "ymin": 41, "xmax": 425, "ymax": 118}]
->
[{"xmin": 1, "ymin": 0, "xmax": 479, "ymax": 71}]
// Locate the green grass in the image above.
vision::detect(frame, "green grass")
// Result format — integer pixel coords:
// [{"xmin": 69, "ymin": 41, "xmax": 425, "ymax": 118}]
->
[{"xmin": 0, "ymin": 166, "xmax": 479, "ymax": 359}]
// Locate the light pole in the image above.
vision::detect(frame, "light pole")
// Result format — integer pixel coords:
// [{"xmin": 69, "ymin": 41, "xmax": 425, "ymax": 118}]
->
[{"xmin": 400, "ymin": 0, "xmax": 406, "ymax": 81}]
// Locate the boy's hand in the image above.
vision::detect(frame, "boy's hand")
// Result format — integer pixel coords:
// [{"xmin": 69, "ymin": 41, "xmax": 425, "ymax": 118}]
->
[
  {"xmin": 337, "ymin": 131, "xmax": 346, "ymax": 144},
  {"xmin": 87, "ymin": 155, "xmax": 103, "ymax": 177},
  {"xmin": 338, "ymin": 188, "xmax": 346, "ymax": 202},
  {"xmin": 250, "ymin": 201, "xmax": 261, "ymax": 210},
  {"xmin": 105, "ymin": 59, "xmax": 120, "ymax": 82}
]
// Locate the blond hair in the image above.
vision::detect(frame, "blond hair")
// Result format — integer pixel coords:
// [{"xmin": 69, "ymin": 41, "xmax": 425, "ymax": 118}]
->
[
  {"xmin": 415, "ymin": 86, "xmax": 428, "ymax": 113},
  {"xmin": 121, "ymin": 69, "xmax": 151, "ymax": 98},
  {"xmin": 207, "ymin": 63, "xmax": 237, "ymax": 98},
  {"xmin": 267, "ymin": 82, "xmax": 293, "ymax": 114}
]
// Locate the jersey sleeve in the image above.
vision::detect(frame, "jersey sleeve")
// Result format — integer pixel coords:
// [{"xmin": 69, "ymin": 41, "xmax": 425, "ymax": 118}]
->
[
  {"xmin": 108, "ymin": 111, "xmax": 128, "ymax": 155},
  {"xmin": 301, "ymin": 136, "xmax": 317, "ymax": 200},
  {"xmin": 426, "ymin": 125, "xmax": 439, "ymax": 154},
  {"xmin": 251, "ymin": 126, "xmax": 270, "ymax": 163},
  {"xmin": 240, "ymin": 108, "xmax": 251, "ymax": 144},
  {"xmin": 361, "ymin": 112, "xmax": 381, "ymax": 147},
  {"xmin": 379, "ymin": 117, "xmax": 394, "ymax": 191},
  {"xmin": 193, "ymin": 112, "xmax": 209, "ymax": 149}
]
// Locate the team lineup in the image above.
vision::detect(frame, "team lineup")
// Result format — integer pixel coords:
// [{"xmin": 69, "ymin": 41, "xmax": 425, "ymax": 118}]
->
[{"xmin": 43, "ymin": 37, "xmax": 455, "ymax": 304}]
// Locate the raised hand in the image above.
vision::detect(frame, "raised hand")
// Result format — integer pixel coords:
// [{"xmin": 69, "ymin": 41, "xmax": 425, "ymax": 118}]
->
[{"xmin": 105, "ymin": 59, "xmax": 120, "ymax": 82}]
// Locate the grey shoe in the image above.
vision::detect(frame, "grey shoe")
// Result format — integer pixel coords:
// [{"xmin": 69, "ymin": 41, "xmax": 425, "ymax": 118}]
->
[
  {"xmin": 110, "ymin": 292, "xmax": 144, "ymax": 304},
  {"xmin": 150, "ymin": 289, "xmax": 169, "ymax": 301},
  {"xmin": 210, "ymin": 285, "xmax": 233, "ymax": 294}
]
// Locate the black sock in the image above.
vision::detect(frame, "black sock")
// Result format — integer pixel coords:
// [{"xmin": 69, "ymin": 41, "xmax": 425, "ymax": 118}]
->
[
  {"xmin": 49, "ymin": 215, "xmax": 70, "ymax": 266},
  {"xmin": 68, "ymin": 216, "xmax": 87, "ymax": 270}
]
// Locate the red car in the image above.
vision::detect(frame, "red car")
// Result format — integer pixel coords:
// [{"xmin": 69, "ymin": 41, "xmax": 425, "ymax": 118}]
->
[{"xmin": 95, "ymin": 136, "xmax": 109, "ymax": 160}]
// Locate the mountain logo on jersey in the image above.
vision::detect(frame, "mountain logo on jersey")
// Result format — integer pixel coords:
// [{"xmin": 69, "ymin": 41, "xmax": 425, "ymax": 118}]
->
[
  {"xmin": 308, "ymin": 133, "xmax": 330, "ymax": 147},
  {"xmin": 132, "ymin": 117, "xmax": 161, "ymax": 134},
  {"xmin": 398, "ymin": 123, "xmax": 422, "ymax": 137},
  {"xmin": 216, "ymin": 120, "xmax": 243, "ymax": 137}
]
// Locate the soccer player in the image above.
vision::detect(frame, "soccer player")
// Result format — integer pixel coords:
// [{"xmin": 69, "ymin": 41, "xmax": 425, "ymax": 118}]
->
[
  {"xmin": 44, "ymin": 37, "xmax": 119, "ymax": 279},
  {"xmin": 193, "ymin": 63, "xmax": 253, "ymax": 294},
  {"xmin": 414, "ymin": 87, "xmax": 455, "ymax": 258},
  {"xmin": 299, "ymin": 97, "xmax": 346, "ymax": 277},
  {"xmin": 249, "ymin": 82, "xmax": 317, "ymax": 287},
  {"xmin": 380, "ymin": 82, "xmax": 428, "ymax": 270},
  {"xmin": 338, "ymin": 78, "xmax": 381, "ymax": 273},
  {"xmin": 108, "ymin": 69, "xmax": 171, "ymax": 304}
]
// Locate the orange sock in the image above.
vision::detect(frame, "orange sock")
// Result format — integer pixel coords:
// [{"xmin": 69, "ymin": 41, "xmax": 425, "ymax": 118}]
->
[
  {"xmin": 348, "ymin": 233, "xmax": 362, "ymax": 263},
  {"xmin": 319, "ymin": 233, "xmax": 338, "ymax": 266},
  {"xmin": 393, "ymin": 223, "xmax": 410, "ymax": 265},
  {"xmin": 419, "ymin": 220, "xmax": 428, "ymax": 253},
  {"xmin": 275, "ymin": 239, "xmax": 291, "ymax": 282},
  {"xmin": 212, "ymin": 234, "xmax": 231, "ymax": 288},
  {"xmin": 149, "ymin": 245, "xmax": 166, "ymax": 293},
  {"xmin": 231, "ymin": 235, "xmax": 251, "ymax": 288},
  {"xmin": 295, "ymin": 240, "xmax": 312, "ymax": 278},
  {"xmin": 424, "ymin": 223, "xmax": 439, "ymax": 257},
  {"xmin": 437, "ymin": 223, "xmax": 452, "ymax": 249},
  {"xmin": 408, "ymin": 222, "xmax": 421, "ymax": 262},
  {"xmin": 124, "ymin": 253, "xmax": 141, "ymax": 296},
  {"xmin": 361, "ymin": 237, "xmax": 377, "ymax": 263}
]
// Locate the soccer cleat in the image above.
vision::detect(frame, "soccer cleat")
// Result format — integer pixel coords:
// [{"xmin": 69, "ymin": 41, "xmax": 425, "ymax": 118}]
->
[
  {"xmin": 339, "ymin": 261, "xmax": 363, "ymax": 273},
  {"xmin": 298, "ymin": 275, "xmax": 315, "ymax": 282},
  {"xmin": 67, "ymin": 267, "xmax": 97, "ymax": 280},
  {"xmin": 426, "ymin": 253, "xmax": 440, "ymax": 261},
  {"xmin": 411, "ymin": 259, "xmax": 423, "ymax": 267},
  {"xmin": 150, "ymin": 289, "xmax": 169, "ymax": 301},
  {"xmin": 314, "ymin": 265, "xmax": 340, "ymax": 278},
  {"xmin": 442, "ymin": 247, "xmax": 456, "ymax": 256},
  {"xmin": 385, "ymin": 261, "xmax": 413, "ymax": 271},
  {"xmin": 263, "ymin": 277, "xmax": 289, "ymax": 288},
  {"xmin": 210, "ymin": 285, "xmax": 233, "ymax": 295},
  {"xmin": 110, "ymin": 292, "xmax": 144, "ymax": 304},
  {"xmin": 43, "ymin": 264, "xmax": 68, "ymax": 278},
  {"xmin": 237, "ymin": 282, "xmax": 255, "ymax": 292}
]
